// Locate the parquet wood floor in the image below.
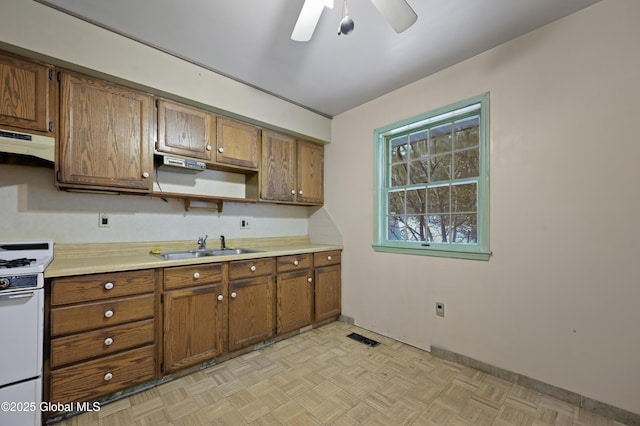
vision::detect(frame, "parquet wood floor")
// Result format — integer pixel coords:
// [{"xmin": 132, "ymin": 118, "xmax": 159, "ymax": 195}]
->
[{"xmin": 58, "ymin": 322, "xmax": 628, "ymax": 425}]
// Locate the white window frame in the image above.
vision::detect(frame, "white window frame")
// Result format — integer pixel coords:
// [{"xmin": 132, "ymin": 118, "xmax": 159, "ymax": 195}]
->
[{"xmin": 373, "ymin": 93, "xmax": 491, "ymax": 261}]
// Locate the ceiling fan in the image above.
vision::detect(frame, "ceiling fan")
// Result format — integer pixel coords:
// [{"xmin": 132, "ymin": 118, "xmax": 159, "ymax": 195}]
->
[{"xmin": 291, "ymin": 0, "xmax": 417, "ymax": 42}]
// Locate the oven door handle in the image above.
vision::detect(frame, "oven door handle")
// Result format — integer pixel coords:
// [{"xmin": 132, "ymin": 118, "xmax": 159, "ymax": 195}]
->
[{"xmin": 0, "ymin": 292, "xmax": 34, "ymax": 301}]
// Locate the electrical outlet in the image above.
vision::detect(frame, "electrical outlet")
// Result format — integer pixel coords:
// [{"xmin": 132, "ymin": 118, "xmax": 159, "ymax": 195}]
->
[
  {"xmin": 98, "ymin": 213, "xmax": 110, "ymax": 228},
  {"xmin": 436, "ymin": 302, "xmax": 445, "ymax": 317},
  {"xmin": 240, "ymin": 217, "xmax": 251, "ymax": 229}
]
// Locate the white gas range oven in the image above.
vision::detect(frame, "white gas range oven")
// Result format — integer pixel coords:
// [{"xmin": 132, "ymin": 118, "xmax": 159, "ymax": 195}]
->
[{"xmin": 0, "ymin": 241, "xmax": 53, "ymax": 426}]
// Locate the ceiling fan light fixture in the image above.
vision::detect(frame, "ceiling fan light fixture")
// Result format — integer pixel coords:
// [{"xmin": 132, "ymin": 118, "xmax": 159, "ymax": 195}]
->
[{"xmin": 337, "ymin": 0, "xmax": 354, "ymax": 35}]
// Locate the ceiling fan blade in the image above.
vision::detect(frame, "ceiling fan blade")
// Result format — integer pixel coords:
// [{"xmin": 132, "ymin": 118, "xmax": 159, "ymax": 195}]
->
[
  {"xmin": 370, "ymin": 0, "xmax": 417, "ymax": 33},
  {"xmin": 291, "ymin": 0, "xmax": 334, "ymax": 42}
]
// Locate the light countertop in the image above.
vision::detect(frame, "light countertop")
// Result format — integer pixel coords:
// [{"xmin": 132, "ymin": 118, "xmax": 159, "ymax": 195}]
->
[{"xmin": 45, "ymin": 236, "xmax": 342, "ymax": 278}]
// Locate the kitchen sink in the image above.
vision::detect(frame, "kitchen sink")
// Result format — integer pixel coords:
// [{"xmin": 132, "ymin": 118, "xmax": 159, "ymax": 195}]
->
[{"xmin": 154, "ymin": 248, "xmax": 262, "ymax": 260}]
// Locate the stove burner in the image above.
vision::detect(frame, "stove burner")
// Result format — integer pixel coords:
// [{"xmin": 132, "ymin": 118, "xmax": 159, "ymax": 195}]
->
[{"xmin": 0, "ymin": 258, "xmax": 36, "ymax": 269}]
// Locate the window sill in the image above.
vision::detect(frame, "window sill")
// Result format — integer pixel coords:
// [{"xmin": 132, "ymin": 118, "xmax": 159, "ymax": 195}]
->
[{"xmin": 372, "ymin": 244, "xmax": 491, "ymax": 261}]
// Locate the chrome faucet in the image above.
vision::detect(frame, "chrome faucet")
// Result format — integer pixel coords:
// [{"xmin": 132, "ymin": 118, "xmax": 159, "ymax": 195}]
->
[
  {"xmin": 220, "ymin": 235, "xmax": 226, "ymax": 250},
  {"xmin": 197, "ymin": 235, "xmax": 208, "ymax": 249}
]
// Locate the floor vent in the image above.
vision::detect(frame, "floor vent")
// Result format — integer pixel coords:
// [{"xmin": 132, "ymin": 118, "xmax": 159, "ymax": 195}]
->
[{"xmin": 347, "ymin": 332, "xmax": 380, "ymax": 347}]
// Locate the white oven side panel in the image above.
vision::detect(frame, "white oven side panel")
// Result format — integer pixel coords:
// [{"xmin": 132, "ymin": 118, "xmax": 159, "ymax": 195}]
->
[{"xmin": 0, "ymin": 289, "xmax": 44, "ymax": 387}]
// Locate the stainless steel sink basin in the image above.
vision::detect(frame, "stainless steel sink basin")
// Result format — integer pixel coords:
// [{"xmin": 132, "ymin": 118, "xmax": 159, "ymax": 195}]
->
[
  {"xmin": 154, "ymin": 250, "xmax": 214, "ymax": 260},
  {"xmin": 154, "ymin": 248, "xmax": 262, "ymax": 260}
]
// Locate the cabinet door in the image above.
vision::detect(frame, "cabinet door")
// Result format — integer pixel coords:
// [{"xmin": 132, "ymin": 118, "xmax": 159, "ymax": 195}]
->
[
  {"xmin": 0, "ymin": 52, "xmax": 55, "ymax": 134},
  {"xmin": 157, "ymin": 99, "xmax": 215, "ymax": 161},
  {"xmin": 216, "ymin": 117, "xmax": 259, "ymax": 169},
  {"xmin": 260, "ymin": 130, "xmax": 296, "ymax": 202},
  {"xmin": 314, "ymin": 264, "xmax": 341, "ymax": 322},
  {"xmin": 58, "ymin": 71, "xmax": 153, "ymax": 191},
  {"xmin": 163, "ymin": 283, "xmax": 227, "ymax": 373},
  {"xmin": 228, "ymin": 276, "xmax": 275, "ymax": 351},
  {"xmin": 297, "ymin": 140, "xmax": 324, "ymax": 205},
  {"xmin": 277, "ymin": 270, "xmax": 313, "ymax": 334}
]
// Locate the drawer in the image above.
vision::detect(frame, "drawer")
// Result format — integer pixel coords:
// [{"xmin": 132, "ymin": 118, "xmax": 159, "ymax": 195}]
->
[
  {"xmin": 277, "ymin": 254, "xmax": 312, "ymax": 273},
  {"xmin": 51, "ymin": 270, "xmax": 155, "ymax": 306},
  {"xmin": 51, "ymin": 294, "xmax": 155, "ymax": 337},
  {"xmin": 313, "ymin": 250, "xmax": 341, "ymax": 267},
  {"xmin": 164, "ymin": 263, "xmax": 223, "ymax": 290},
  {"xmin": 228, "ymin": 257, "xmax": 275, "ymax": 280},
  {"xmin": 49, "ymin": 345, "xmax": 155, "ymax": 404},
  {"xmin": 50, "ymin": 319, "xmax": 154, "ymax": 368}
]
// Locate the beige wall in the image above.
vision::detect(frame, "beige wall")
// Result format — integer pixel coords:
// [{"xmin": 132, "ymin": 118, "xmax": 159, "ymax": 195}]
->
[{"xmin": 326, "ymin": 0, "xmax": 640, "ymax": 414}]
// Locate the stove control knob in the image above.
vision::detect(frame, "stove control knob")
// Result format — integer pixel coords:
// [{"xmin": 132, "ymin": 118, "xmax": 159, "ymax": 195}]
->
[{"xmin": 0, "ymin": 278, "xmax": 10, "ymax": 290}]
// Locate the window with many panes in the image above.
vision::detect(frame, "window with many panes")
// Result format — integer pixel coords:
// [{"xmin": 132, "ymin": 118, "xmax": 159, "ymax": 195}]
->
[{"xmin": 373, "ymin": 94, "xmax": 490, "ymax": 260}]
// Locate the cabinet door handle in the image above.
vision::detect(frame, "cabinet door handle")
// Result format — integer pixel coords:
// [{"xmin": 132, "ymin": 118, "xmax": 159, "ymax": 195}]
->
[
  {"xmin": 104, "ymin": 310, "xmax": 114, "ymax": 318},
  {"xmin": 104, "ymin": 373, "xmax": 113, "ymax": 381},
  {"xmin": 250, "ymin": 265, "xmax": 257, "ymax": 272},
  {"xmin": 218, "ymin": 147, "xmax": 224, "ymax": 153},
  {"xmin": 291, "ymin": 189, "xmax": 295, "ymax": 195},
  {"xmin": 206, "ymin": 145, "xmax": 212, "ymax": 151},
  {"xmin": 104, "ymin": 337, "xmax": 114, "ymax": 346},
  {"xmin": 231, "ymin": 292, "xmax": 237, "ymax": 299},
  {"xmin": 217, "ymin": 294, "xmax": 224, "ymax": 301},
  {"xmin": 193, "ymin": 272, "xmax": 200, "ymax": 279},
  {"xmin": 298, "ymin": 190, "xmax": 303, "ymax": 195},
  {"xmin": 142, "ymin": 171, "xmax": 150, "ymax": 178},
  {"xmin": 294, "ymin": 260, "xmax": 299, "ymax": 266},
  {"xmin": 104, "ymin": 282, "xmax": 114, "ymax": 290},
  {"xmin": 308, "ymin": 277, "xmax": 313, "ymax": 283}
]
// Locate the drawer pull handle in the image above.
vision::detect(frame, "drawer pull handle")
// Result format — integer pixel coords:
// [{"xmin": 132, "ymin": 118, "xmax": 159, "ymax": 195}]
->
[
  {"xmin": 104, "ymin": 373, "xmax": 113, "ymax": 381},
  {"xmin": 294, "ymin": 260, "xmax": 299, "ymax": 266},
  {"xmin": 217, "ymin": 294, "xmax": 224, "ymax": 301},
  {"xmin": 193, "ymin": 272, "xmax": 200, "ymax": 279},
  {"xmin": 327, "ymin": 255, "xmax": 332, "ymax": 261},
  {"xmin": 104, "ymin": 337, "xmax": 114, "ymax": 346},
  {"xmin": 308, "ymin": 277, "xmax": 313, "ymax": 283},
  {"xmin": 104, "ymin": 310, "xmax": 114, "ymax": 318},
  {"xmin": 104, "ymin": 282, "xmax": 114, "ymax": 290},
  {"xmin": 231, "ymin": 292, "xmax": 237, "ymax": 299},
  {"xmin": 250, "ymin": 265, "xmax": 256, "ymax": 272}
]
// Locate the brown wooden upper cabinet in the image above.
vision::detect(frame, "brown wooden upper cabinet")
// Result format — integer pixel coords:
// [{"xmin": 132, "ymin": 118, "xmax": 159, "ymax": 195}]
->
[
  {"xmin": 156, "ymin": 99, "xmax": 216, "ymax": 161},
  {"xmin": 260, "ymin": 130, "xmax": 324, "ymax": 205},
  {"xmin": 216, "ymin": 117, "xmax": 260, "ymax": 170},
  {"xmin": 0, "ymin": 52, "xmax": 55, "ymax": 135},
  {"xmin": 57, "ymin": 71, "xmax": 154, "ymax": 192}
]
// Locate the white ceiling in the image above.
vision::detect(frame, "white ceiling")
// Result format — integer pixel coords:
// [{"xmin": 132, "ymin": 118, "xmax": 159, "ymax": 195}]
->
[{"xmin": 37, "ymin": 0, "xmax": 601, "ymax": 117}]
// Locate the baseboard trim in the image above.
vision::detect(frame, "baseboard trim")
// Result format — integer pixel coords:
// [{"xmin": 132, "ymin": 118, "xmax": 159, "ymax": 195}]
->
[{"xmin": 430, "ymin": 346, "xmax": 639, "ymax": 426}]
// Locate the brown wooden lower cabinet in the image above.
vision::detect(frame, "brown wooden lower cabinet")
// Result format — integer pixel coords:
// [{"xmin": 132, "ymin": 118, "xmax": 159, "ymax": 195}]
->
[{"xmin": 45, "ymin": 249, "xmax": 341, "ymax": 414}]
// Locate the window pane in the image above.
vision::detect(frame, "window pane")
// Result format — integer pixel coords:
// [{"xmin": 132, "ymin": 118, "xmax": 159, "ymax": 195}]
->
[
  {"xmin": 451, "ymin": 182, "xmax": 477, "ymax": 213},
  {"xmin": 390, "ymin": 136, "xmax": 408, "ymax": 163},
  {"xmin": 406, "ymin": 215, "xmax": 426, "ymax": 242},
  {"xmin": 454, "ymin": 116, "xmax": 479, "ymax": 149},
  {"xmin": 391, "ymin": 163, "xmax": 407, "ymax": 187},
  {"xmin": 430, "ymin": 154, "xmax": 451, "ymax": 182},
  {"xmin": 427, "ymin": 185, "xmax": 450, "ymax": 213},
  {"xmin": 409, "ymin": 130, "xmax": 428, "ymax": 159},
  {"xmin": 451, "ymin": 214, "xmax": 477, "ymax": 244},
  {"xmin": 427, "ymin": 214, "xmax": 450, "ymax": 243},
  {"xmin": 406, "ymin": 188, "xmax": 426, "ymax": 214},
  {"xmin": 430, "ymin": 123, "xmax": 452, "ymax": 154},
  {"xmin": 453, "ymin": 148, "xmax": 479, "ymax": 179},
  {"xmin": 409, "ymin": 160, "xmax": 428, "ymax": 184},
  {"xmin": 388, "ymin": 190, "xmax": 404, "ymax": 215},
  {"xmin": 387, "ymin": 215, "xmax": 405, "ymax": 241}
]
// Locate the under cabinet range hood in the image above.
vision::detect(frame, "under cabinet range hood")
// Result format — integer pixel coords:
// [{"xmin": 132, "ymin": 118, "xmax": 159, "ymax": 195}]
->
[{"xmin": 0, "ymin": 128, "xmax": 55, "ymax": 162}]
